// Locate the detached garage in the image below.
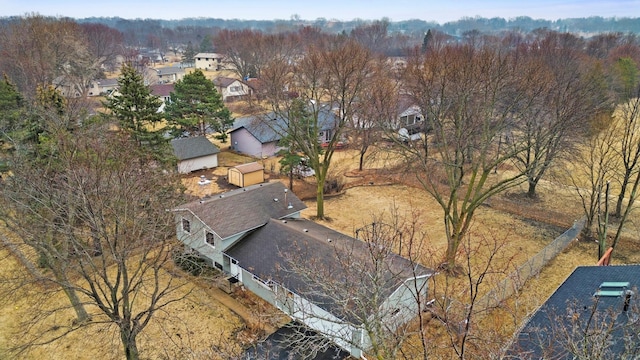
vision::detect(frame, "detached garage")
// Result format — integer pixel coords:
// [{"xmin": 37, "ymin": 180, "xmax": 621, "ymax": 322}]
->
[
  {"xmin": 170, "ymin": 136, "xmax": 220, "ymax": 174},
  {"xmin": 228, "ymin": 162, "xmax": 264, "ymax": 187}
]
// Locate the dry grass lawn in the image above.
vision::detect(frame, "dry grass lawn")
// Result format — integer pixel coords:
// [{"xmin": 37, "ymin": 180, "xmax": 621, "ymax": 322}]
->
[{"xmin": 3, "ymin": 141, "xmax": 640, "ymax": 359}]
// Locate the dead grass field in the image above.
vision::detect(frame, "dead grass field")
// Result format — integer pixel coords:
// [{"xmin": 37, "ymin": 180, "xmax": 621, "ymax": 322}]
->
[{"xmin": 3, "ymin": 141, "xmax": 640, "ymax": 359}]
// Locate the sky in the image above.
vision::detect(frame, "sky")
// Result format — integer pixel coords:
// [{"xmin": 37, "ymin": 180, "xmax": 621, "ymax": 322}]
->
[{"xmin": 2, "ymin": 0, "xmax": 640, "ymax": 23}]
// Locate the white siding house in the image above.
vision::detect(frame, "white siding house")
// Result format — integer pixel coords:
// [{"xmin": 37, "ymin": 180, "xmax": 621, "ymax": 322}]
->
[
  {"xmin": 212, "ymin": 77, "xmax": 251, "ymax": 102},
  {"xmin": 170, "ymin": 136, "xmax": 220, "ymax": 174},
  {"xmin": 194, "ymin": 52, "xmax": 225, "ymax": 71}
]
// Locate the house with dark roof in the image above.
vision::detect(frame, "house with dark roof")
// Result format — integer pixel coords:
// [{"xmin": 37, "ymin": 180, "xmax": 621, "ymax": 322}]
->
[
  {"xmin": 170, "ymin": 136, "xmax": 220, "ymax": 174},
  {"xmin": 150, "ymin": 83, "xmax": 174, "ymax": 112},
  {"xmin": 173, "ymin": 181, "xmax": 432, "ymax": 358},
  {"xmin": 230, "ymin": 108, "xmax": 341, "ymax": 158},
  {"xmin": 229, "ymin": 115, "xmax": 286, "ymax": 158},
  {"xmin": 213, "ymin": 76, "xmax": 251, "ymax": 102},
  {"xmin": 505, "ymin": 265, "xmax": 640, "ymax": 359}
]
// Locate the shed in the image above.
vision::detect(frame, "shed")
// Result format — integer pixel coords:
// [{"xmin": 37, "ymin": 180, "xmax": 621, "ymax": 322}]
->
[
  {"xmin": 170, "ymin": 136, "xmax": 220, "ymax": 174},
  {"xmin": 228, "ymin": 162, "xmax": 264, "ymax": 187}
]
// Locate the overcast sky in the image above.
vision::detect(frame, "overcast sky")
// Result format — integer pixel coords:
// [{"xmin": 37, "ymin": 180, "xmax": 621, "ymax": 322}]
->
[{"xmin": 2, "ymin": 0, "xmax": 639, "ymax": 23}]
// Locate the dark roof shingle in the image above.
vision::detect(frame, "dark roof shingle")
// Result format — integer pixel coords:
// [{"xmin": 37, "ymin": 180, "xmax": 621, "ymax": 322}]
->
[
  {"xmin": 170, "ymin": 136, "xmax": 220, "ymax": 161},
  {"xmin": 175, "ymin": 181, "xmax": 306, "ymax": 239}
]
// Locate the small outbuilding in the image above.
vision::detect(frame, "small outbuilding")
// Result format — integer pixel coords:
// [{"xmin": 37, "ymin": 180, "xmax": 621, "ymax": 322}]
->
[
  {"xmin": 227, "ymin": 162, "xmax": 264, "ymax": 187},
  {"xmin": 170, "ymin": 136, "xmax": 220, "ymax": 174}
]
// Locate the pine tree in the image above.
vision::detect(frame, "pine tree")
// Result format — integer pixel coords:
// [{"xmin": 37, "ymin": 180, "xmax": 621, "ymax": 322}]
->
[
  {"xmin": 103, "ymin": 64, "xmax": 168, "ymax": 161},
  {"xmin": 165, "ymin": 69, "xmax": 233, "ymax": 141}
]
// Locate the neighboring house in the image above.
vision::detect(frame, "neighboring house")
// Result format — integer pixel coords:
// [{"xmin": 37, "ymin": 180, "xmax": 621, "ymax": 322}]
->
[
  {"xmin": 506, "ymin": 265, "xmax": 640, "ymax": 359},
  {"xmin": 230, "ymin": 107, "xmax": 340, "ymax": 158},
  {"xmin": 88, "ymin": 78, "xmax": 119, "ymax": 96},
  {"xmin": 395, "ymin": 95, "xmax": 428, "ymax": 141},
  {"xmin": 173, "ymin": 182, "xmax": 432, "ymax": 358},
  {"xmin": 149, "ymin": 83, "xmax": 174, "ymax": 112},
  {"xmin": 227, "ymin": 162, "xmax": 264, "ymax": 187},
  {"xmin": 212, "ymin": 76, "xmax": 251, "ymax": 102},
  {"xmin": 152, "ymin": 66, "xmax": 185, "ymax": 84},
  {"xmin": 170, "ymin": 136, "xmax": 220, "ymax": 174},
  {"xmin": 229, "ymin": 114, "xmax": 286, "ymax": 158},
  {"xmin": 194, "ymin": 52, "xmax": 225, "ymax": 71}
]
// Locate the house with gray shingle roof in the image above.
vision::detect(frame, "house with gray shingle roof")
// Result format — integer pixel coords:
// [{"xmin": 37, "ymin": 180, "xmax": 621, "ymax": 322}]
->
[
  {"xmin": 505, "ymin": 265, "xmax": 640, "ymax": 359},
  {"xmin": 173, "ymin": 181, "xmax": 432, "ymax": 359},
  {"xmin": 170, "ymin": 136, "xmax": 220, "ymax": 173},
  {"xmin": 229, "ymin": 107, "xmax": 341, "ymax": 158}
]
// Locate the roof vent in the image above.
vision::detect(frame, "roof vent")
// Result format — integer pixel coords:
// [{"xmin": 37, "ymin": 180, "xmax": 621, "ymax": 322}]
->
[
  {"xmin": 327, "ymin": 238, "xmax": 332, "ymax": 243},
  {"xmin": 594, "ymin": 281, "xmax": 630, "ymax": 297},
  {"xmin": 219, "ymin": 195, "xmax": 224, "ymax": 198},
  {"xmin": 282, "ymin": 220, "xmax": 287, "ymax": 223},
  {"xmin": 303, "ymin": 229, "xmax": 308, "ymax": 232},
  {"xmin": 273, "ymin": 198, "xmax": 279, "ymax": 202}
]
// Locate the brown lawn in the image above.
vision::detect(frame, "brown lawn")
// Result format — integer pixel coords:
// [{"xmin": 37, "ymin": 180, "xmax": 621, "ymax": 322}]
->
[{"xmin": 2, "ymin": 141, "xmax": 640, "ymax": 359}]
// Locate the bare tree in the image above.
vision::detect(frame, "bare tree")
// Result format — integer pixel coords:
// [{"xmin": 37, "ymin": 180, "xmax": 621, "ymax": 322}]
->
[
  {"xmin": 277, "ymin": 209, "xmax": 432, "ymax": 360},
  {"xmin": 261, "ymin": 37, "xmax": 373, "ymax": 219},
  {"xmin": 400, "ymin": 44, "xmax": 531, "ymax": 270},
  {"xmin": 567, "ymin": 112, "xmax": 619, "ymax": 240},
  {"xmin": 0, "ymin": 15, "xmax": 90, "ymax": 98},
  {"xmin": 0, "ymin": 114, "xmax": 188, "ymax": 360},
  {"xmin": 350, "ymin": 57, "xmax": 399, "ymax": 171},
  {"xmin": 509, "ymin": 32, "xmax": 611, "ymax": 198}
]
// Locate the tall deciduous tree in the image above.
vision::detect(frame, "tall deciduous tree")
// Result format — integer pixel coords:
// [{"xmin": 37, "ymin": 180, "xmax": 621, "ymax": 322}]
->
[
  {"xmin": 401, "ymin": 44, "xmax": 531, "ymax": 270},
  {"xmin": 261, "ymin": 38, "xmax": 373, "ymax": 219},
  {"xmin": 1, "ymin": 117, "xmax": 188, "ymax": 360},
  {"xmin": 165, "ymin": 69, "xmax": 232, "ymax": 140},
  {"xmin": 0, "ymin": 15, "xmax": 91, "ymax": 99},
  {"xmin": 510, "ymin": 32, "xmax": 611, "ymax": 198}
]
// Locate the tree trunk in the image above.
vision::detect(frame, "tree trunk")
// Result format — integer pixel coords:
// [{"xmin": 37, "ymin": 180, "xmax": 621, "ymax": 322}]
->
[
  {"xmin": 527, "ymin": 180, "xmax": 538, "ymax": 199},
  {"xmin": 316, "ymin": 180, "xmax": 325, "ymax": 219},
  {"xmin": 121, "ymin": 327, "xmax": 140, "ymax": 360},
  {"xmin": 615, "ymin": 183, "xmax": 627, "ymax": 218},
  {"xmin": 288, "ymin": 168, "xmax": 294, "ymax": 191},
  {"xmin": 359, "ymin": 151, "xmax": 365, "ymax": 171},
  {"xmin": 52, "ymin": 268, "xmax": 90, "ymax": 323}
]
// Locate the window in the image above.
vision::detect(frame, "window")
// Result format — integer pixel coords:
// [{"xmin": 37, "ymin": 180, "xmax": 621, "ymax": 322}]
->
[
  {"xmin": 182, "ymin": 218, "xmax": 191, "ymax": 233},
  {"xmin": 205, "ymin": 232, "xmax": 215, "ymax": 247},
  {"xmin": 230, "ymin": 86, "xmax": 242, "ymax": 92}
]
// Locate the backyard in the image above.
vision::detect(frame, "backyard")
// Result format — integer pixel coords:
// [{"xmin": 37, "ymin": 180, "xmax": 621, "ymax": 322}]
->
[{"xmin": 2, "ymin": 143, "xmax": 640, "ymax": 359}]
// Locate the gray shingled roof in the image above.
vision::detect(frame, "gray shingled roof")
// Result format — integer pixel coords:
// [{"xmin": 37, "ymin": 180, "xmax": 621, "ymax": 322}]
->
[
  {"xmin": 170, "ymin": 136, "xmax": 220, "ymax": 161},
  {"xmin": 231, "ymin": 114, "xmax": 286, "ymax": 144},
  {"xmin": 225, "ymin": 217, "xmax": 433, "ymax": 324},
  {"xmin": 174, "ymin": 181, "xmax": 306, "ymax": 240},
  {"xmin": 507, "ymin": 265, "xmax": 640, "ymax": 359},
  {"xmin": 230, "ymin": 106, "xmax": 339, "ymax": 144}
]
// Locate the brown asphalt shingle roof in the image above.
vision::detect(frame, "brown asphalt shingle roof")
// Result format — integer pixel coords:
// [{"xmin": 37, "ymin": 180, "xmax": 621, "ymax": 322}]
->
[{"xmin": 233, "ymin": 162, "xmax": 264, "ymax": 174}]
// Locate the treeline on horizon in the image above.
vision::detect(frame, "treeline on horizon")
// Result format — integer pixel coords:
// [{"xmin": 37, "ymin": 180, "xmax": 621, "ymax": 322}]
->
[
  {"xmin": 0, "ymin": 14, "xmax": 639, "ymax": 59},
  {"xmin": 59, "ymin": 15, "xmax": 640, "ymax": 34}
]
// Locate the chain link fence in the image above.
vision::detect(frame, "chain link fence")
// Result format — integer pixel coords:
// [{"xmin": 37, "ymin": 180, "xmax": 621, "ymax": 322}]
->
[{"xmin": 477, "ymin": 218, "xmax": 585, "ymax": 309}]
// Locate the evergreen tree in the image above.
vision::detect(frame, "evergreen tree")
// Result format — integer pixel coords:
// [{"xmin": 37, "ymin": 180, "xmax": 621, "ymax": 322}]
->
[
  {"xmin": 0, "ymin": 74, "xmax": 25, "ymax": 148},
  {"xmin": 165, "ymin": 69, "xmax": 233, "ymax": 141},
  {"xmin": 103, "ymin": 64, "xmax": 169, "ymax": 162},
  {"xmin": 181, "ymin": 41, "xmax": 197, "ymax": 68},
  {"xmin": 421, "ymin": 29, "xmax": 433, "ymax": 53}
]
